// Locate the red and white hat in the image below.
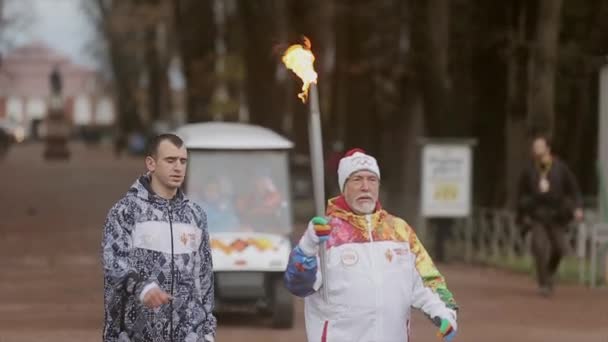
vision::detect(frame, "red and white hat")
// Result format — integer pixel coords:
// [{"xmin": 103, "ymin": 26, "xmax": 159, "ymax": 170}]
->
[{"xmin": 337, "ymin": 148, "xmax": 380, "ymax": 191}]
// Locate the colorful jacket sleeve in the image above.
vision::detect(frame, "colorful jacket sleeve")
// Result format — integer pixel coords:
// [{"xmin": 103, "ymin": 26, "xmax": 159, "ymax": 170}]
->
[
  {"xmin": 407, "ymin": 226, "xmax": 459, "ymax": 329},
  {"xmin": 194, "ymin": 206, "xmax": 217, "ymax": 340},
  {"xmin": 284, "ymin": 245, "xmax": 319, "ymax": 297}
]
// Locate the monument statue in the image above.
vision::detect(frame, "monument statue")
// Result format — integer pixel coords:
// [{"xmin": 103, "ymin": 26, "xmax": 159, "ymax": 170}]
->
[
  {"xmin": 50, "ymin": 66, "xmax": 62, "ymax": 96},
  {"xmin": 43, "ymin": 65, "xmax": 70, "ymax": 160}
]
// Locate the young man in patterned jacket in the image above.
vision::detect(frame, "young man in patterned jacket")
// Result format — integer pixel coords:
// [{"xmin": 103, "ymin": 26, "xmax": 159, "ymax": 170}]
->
[
  {"xmin": 285, "ymin": 148, "xmax": 458, "ymax": 342},
  {"xmin": 102, "ymin": 134, "xmax": 216, "ymax": 342}
]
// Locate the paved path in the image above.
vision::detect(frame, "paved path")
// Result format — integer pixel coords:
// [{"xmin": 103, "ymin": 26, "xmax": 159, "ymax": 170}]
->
[{"xmin": 1, "ymin": 143, "xmax": 606, "ymax": 342}]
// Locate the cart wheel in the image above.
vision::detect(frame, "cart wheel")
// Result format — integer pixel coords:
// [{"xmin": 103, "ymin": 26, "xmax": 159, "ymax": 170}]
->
[{"xmin": 271, "ymin": 277, "xmax": 294, "ymax": 329}]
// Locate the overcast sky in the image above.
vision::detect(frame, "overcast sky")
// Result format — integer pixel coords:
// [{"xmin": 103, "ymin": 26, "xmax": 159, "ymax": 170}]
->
[{"xmin": 6, "ymin": 0, "xmax": 96, "ymax": 67}]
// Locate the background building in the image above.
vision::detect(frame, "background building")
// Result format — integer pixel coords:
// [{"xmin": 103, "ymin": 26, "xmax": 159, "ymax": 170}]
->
[{"xmin": 0, "ymin": 42, "xmax": 115, "ymax": 140}]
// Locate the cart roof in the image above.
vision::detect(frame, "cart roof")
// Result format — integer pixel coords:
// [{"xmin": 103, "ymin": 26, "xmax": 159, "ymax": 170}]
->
[{"xmin": 176, "ymin": 122, "xmax": 293, "ymax": 150}]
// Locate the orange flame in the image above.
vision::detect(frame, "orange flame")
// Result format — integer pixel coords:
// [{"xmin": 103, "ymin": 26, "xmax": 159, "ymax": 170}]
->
[{"xmin": 281, "ymin": 37, "xmax": 318, "ymax": 103}]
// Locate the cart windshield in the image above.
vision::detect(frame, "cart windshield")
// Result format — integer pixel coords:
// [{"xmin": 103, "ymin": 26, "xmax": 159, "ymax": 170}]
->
[{"xmin": 186, "ymin": 150, "xmax": 292, "ymax": 235}]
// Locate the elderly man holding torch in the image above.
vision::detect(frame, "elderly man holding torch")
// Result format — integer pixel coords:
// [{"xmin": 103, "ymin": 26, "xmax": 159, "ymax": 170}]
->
[{"xmin": 284, "ymin": 149, "xmax": 459, "ymax": 342}]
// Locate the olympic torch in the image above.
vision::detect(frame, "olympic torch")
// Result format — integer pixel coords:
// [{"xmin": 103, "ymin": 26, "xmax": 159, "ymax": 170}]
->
[{"xmin": 282, "ymin": 37, "xmax": 329, "ymax": 302}]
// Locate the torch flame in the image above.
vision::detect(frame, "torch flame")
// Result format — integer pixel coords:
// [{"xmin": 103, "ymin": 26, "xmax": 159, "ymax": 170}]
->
[{"xmin": 282, "ymin": 37, "xmax": 318, "ymax": 103}]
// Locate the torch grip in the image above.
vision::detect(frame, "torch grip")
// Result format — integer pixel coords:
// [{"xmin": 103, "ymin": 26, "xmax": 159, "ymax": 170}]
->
[
  {"xmin": 319, "ymin": 242, "xmax": 329, "ymax": 302},
  {"xmin": 308, "ymin": 84, "xmax": 329, "ymax": 303}
]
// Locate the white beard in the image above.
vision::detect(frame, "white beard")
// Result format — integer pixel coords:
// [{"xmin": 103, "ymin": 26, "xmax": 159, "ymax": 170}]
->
[{"xmin": 354, "ymin": 201, "xmax": 376, "ymax": 214}]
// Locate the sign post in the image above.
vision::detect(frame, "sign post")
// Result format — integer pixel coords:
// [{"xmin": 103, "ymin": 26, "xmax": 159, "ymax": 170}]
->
[{"xmin": 419, "ymin": 138, "xmax": 476, "ymax": 262}]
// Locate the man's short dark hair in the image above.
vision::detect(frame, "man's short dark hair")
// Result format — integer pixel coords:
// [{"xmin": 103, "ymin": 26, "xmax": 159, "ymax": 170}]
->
[{"xmin": 147, "ymin": 133, "xmax": 184, "ymax": 157}]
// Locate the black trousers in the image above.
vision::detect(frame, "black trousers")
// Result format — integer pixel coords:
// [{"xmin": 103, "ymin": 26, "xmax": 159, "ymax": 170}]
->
[{"xmin": 530, "ymin": 221, "xmax": 570, "ymax": 288}]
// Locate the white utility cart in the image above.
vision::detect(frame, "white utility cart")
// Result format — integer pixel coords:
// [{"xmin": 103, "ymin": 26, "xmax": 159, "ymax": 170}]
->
[{"xmin": 176, "ymin": 122, "xmax": 295, "ymax": 328}]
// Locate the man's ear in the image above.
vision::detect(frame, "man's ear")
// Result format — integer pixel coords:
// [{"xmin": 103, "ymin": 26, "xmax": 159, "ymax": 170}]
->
[{"xmin": 145, "ymin": 156, "xmax": 156, "ymax": 173}]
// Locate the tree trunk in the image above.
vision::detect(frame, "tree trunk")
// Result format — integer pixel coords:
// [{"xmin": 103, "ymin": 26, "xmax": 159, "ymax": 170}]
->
[
  {"xmin": 361, "ymin": 0, "xmax": 411, "ymax": 215},
  {"xmin": 425, "ymin": 0, "xmax": 451, "ymax": 137},
  {"xmin": 411, "ymin": 0, "xmax": 452, "ymax": 137},
  {"xmin": 237, "ymin": 1, "xmax": 283, "ymax": 133},
  {"xmin": 504, "ymin": 1, "xmax": 529, "ymax": 209},
  {"xmin": 333, "ymin": 2, "xmax": 376, "ymax": 152},
  {"xmin": 145, "ymin": 27, "xmax": 163, "ymax": 122},
  {"xmin": 287, "ymin": 0, "xmax": 336, "ymax": 150},
  {"xmin": 172, "ymin": 0, "xmax": 216, "ymax": 123},
  {"xmin": 450, "ymin": 0, "xmax": 474, "ymax": 136},
  {"xmin": 94, "ymin": 0, "xmax": 144, "ymax": 134},
  {"xmin": 527, "ymin": 0, "xmax": 563, "ymax": 136}
]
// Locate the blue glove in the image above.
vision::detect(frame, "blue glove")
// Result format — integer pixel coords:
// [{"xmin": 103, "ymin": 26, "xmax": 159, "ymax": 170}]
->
[{"xmin": 442, "ymin": 329, "xmax": 456, "ymax": 342}]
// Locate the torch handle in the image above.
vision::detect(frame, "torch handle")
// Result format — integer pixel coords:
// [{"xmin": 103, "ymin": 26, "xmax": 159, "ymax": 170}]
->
[
  {"xmin": 308, "ymin": 84, "xmax": 329, "ymax": 302},
  {"xmin": 319, "ymin": 242, "xmax": 329, "ymax": 302},
  {"xmin": 309, "ymin": 85, "xmax": 325, "ymax": 216}
]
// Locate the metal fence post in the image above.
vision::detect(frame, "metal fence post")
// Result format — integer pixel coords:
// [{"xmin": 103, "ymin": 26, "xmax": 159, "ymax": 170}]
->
[{"xmin": 577, "ymin": 222, "xmax": 587, "ymax": 285}]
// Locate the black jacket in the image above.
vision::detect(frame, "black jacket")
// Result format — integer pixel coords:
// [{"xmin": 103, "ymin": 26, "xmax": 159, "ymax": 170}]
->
[{"xmin": 516, "ymin": 157, "xmax": 583, "ymax": 225}]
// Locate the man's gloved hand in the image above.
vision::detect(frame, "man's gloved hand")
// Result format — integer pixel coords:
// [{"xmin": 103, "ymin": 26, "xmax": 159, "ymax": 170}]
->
[
  {"xmin": 434, "ymin": 317, "xmax": 456, "ymax": 342},
  {"xmin": 311, "ymin": 216, "xmax": 331, "ymax": 242},
  {"xmin": 298, "ymin": 216, "xmax": 330, "ymax": 256}
]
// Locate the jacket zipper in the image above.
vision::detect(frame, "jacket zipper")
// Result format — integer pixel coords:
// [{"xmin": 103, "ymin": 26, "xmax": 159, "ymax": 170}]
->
[
  {"xmin": 366, "ymin": 215, "xmax": 380, "ymax": 341},
  {"xmin": 168, "ymin": 204, "xmax": 175, "ymax": 342}
]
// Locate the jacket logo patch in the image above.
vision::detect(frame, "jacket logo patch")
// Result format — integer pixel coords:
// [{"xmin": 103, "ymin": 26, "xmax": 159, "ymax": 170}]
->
[
  {"xmin": 180, "ymin": 233, "xmax": 188, "ymax": 246},
  {"xmin": 341, "ymin": 248, "xmax": 359, "ymax": 266},
  {"xmin": 393, "ymin": 247, "xmax": 409, "ymax": 264},
  {"xmin": 385, "ymin": 249, "xmax": 394, "ymax": 262},
  {"xmin": 180, "ymin": 232, "xmax": 198, "ymax": 248}
]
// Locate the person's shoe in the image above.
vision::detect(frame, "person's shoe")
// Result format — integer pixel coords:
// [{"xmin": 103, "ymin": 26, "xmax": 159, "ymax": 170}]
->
[
  {"xmin": 538, "ymin": 286, "xmax": 553, "ymax": 298},
  {"xmin": 548, "ymin": 274, "xmax": 556, "ymax": 291}
]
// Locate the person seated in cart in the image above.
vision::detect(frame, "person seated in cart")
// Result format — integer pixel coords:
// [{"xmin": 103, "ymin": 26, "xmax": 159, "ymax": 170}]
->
[
  {"xmin": 235, "ymin": 172, "xmax": 284, "ymax": 230},
  {"xmin": 193, "ymin": 176, "xmax": 241, "ymax": 232}
]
